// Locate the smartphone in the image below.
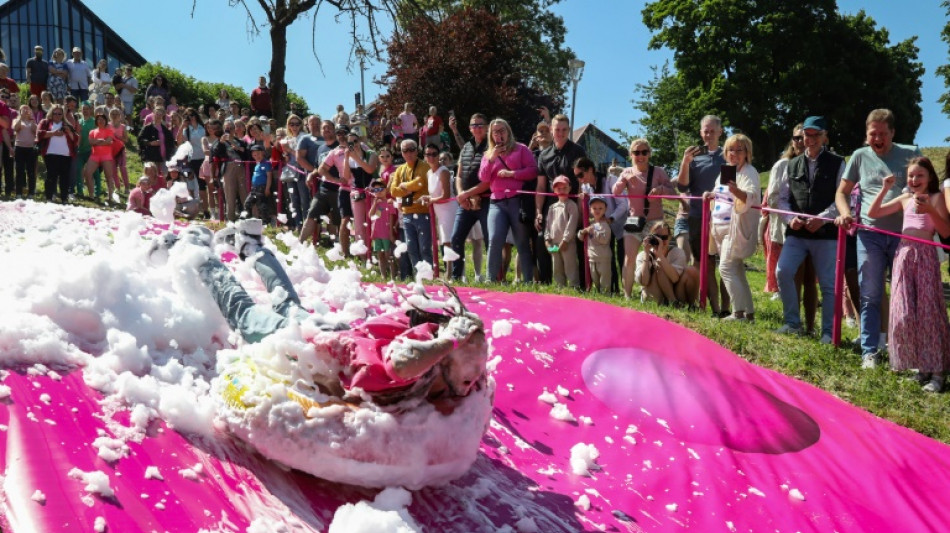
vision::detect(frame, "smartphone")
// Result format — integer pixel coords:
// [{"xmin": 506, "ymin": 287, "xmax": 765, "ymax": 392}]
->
[
  {"xmin": 449, "ymin": 109, "xmax": 455, "ymax": 118},
  {"xmin": 695, "ymin": 139, "xmax": 709, "ymax": 156},
  {"xmin": 720, "ymin": 164, "xmax": 737, "ymax": 185}
]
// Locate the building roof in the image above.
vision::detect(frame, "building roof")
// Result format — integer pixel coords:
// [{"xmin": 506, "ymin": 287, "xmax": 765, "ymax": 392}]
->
[{"xmin": 0, "ymin": 0, "xmax": 146, "ymax": 66}]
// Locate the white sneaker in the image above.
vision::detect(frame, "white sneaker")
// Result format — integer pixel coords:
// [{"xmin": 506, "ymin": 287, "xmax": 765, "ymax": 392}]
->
[
  {"xmin": 819, "ymin": 334, "xmax": 832, "ymax": 345},
  {"xmin": 923, "ymin": 375, "xmax": 944, "ymax": 393},
  {"xmin": 775, "ymin": 324, "xmax": 802, "ymax": 335},
  {"xmin": 845, "ymin": 317, "xmax": 857, "ymax": 328},
  {"xmin": 770, "ymin": 293, "xmax": 781, "ymax": 301},
  {"xmin": 861, "ymin": 353, "xmax": 879, "ymax": 369}
]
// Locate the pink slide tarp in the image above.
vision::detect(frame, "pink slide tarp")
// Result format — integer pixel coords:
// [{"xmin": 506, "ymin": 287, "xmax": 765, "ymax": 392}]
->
[{"xmin": 2, "ymin": 289, "xmax": 949, "ymax": 532}]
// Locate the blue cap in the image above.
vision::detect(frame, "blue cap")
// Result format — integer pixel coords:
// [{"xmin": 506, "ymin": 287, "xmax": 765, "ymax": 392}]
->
[
  {"xmin": 803, "ymin": 116, "xmax": 826, "ymax": 131},
  {"xmin": 588, "ymin": 195, "xmax": 607, "ymax": 207}
]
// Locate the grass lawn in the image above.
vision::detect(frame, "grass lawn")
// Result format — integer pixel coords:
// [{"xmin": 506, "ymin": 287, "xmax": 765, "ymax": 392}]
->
[{"xmin": 18, "ymin": 148, "xmax": 950, "ymax": 445}]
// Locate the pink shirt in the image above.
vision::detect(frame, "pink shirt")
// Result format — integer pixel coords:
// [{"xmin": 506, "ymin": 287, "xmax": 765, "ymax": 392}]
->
[
  {"xmin": 612, "ymin": 165, "xmax": 674, "ymax": 220},
  {"xmin": 477, "ymin": 143, "xmax": 538, "ymax": 200},
  {"xmin": 322, "ymin": 146, "xmax": 348, "ymax": 182},
  {"xmin": 371, "ymin": 199, "xmax": 397, "ymax": 240},
  {"xmin": 89, "ymin": 127, "xmax": 115, "ymax": 160},
  {"xmin": 320, "ymin": 314, "xmax": 439, "ymax": 393}
]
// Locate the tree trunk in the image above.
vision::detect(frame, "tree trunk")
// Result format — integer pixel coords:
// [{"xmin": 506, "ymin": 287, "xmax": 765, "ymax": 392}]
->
[{"xmin": 269, "ymin": 23, "xmax": 288, "ymax": 125}]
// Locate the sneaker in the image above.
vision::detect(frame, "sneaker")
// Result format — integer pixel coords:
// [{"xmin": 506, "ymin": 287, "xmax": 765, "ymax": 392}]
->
[
  {"xmin": 908, "ymin": 371, "xmax": 932, "ymax": 386},
  {"xmin": 722, "ymin": 314, "xmax": 747, "ymax": 322},
  {"xmin": 235, "ymin": 218, "xmax": 264, "ymax": 258},
  {"xmin": 179, "ymin": 225, "xmax": 214, "ymax": 248},
  {"xmin": 770, "ymin": 293, "xmax": 781, "ymax": 301},
  {"xmin": 213, "ymin": 225, "xmax": 238, "ymax": 253},
  {"xmin": 819, "ymin": 334, "xmax": 832, "ymax": 344},
  {"xmin": 845, "ymin": 317, "xmax": 857, "ymax": 328},
  {"xmin": 923, "ymin": 375, "xmax": 944, "ymax": 393},
  {"xmin": 861, "ymin": 351, "xmax": 883, "ymax": 370},
  {"xmin": 775, "ymin": 324, "xmax": 802, "ymax": 335}
]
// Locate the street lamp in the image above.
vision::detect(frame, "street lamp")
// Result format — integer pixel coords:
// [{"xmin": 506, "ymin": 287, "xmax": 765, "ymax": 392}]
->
[
  {"xmin": 355, "ymin": 46, "xmax": 367, "ymax": 108},
  {"xmin": 568, "ymin": 58, "xmax": 585, "ymax": 133}
]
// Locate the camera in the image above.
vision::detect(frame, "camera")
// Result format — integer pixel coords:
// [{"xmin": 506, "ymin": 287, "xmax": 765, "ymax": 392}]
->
[
  {"xmin": 347, "ymin": 142, "xmax": 355, "ymax": 149},
  {"xmin": 645, "ymin": 234, "xmax": 660, "ymax": 247},
  {"xmin": 695, "ymin": 145, "xmax": 709, "ymax": 156}
]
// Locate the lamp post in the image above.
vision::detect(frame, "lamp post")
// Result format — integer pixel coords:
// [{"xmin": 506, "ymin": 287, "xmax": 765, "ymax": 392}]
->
[
  {"xmin": 355, "ymin": 47, "xmax": 367, "ymax": 107},
  {"xmin": 568, "ymin": 58, "xmax": 585, "ymax": 132}
]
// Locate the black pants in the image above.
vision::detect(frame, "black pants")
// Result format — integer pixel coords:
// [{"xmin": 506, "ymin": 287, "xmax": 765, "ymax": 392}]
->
[
  {"xmin": 14, "ymin": 146, "xmax": 37, "ymax": 196},
  {"xmin": 1, "ymin": 142, "xmax": 13, "ymax": 196},
  {"xmin": 244, "ymin": 185, "xmax": 271, "ymax": 223},
  {"xmin": 44, "ymin": 154, "xmax": 72, "ymax": 203}
]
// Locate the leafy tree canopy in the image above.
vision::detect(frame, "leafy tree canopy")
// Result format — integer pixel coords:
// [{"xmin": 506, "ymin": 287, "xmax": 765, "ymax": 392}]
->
[
  {"xmin": 638, "ymin": 0, "xmax": 922, "ymax": 168},
  {"xmin": 396, "ymin": 0, "xmax": 573, "ymax": 100},
  {"xmin": 378, "ymin": 7, "xmax": 562, "ymax": 144}
]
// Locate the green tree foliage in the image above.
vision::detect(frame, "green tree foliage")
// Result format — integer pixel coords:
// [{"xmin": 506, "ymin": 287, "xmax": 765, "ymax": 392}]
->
[
  {"xmin": 378, "ymin": 7, "xmax": 561, "ymax": 144},
  {"xmin": 397, "ymin": 0, "xmax": 573, "ymax": 101},
  {"xmin": 937, "ymin": 1, "xmax": 950, "ymax": 133},
  {"xmin": 639, "ymin": 0, "xmax": 923, "ymax": 167},
  {"xmin": 131, "ymin": 63, "xmax": 308, "ymax": 118}
]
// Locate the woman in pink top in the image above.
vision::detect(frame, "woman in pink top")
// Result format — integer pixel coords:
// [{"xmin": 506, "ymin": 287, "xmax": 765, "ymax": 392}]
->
[
  {"xmin": 612, "ymin": 138, "xmax": 676, "ymax": 298},
  {"xmin": 83, "ymin": 112, "xmax": 118, "ymax": 203},
  {"xmin": 868, "ymin": 157, "xmax": 950, "ymax": 393},
  {"xmin": 476, "ymin": 118, "xmax": 537, "ymax": 282}
]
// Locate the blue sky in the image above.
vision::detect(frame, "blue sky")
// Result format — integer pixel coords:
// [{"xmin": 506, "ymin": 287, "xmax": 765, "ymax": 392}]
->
[{"xmin": 83, "ymin": 0, "xmax": 950, "ymax": 151}]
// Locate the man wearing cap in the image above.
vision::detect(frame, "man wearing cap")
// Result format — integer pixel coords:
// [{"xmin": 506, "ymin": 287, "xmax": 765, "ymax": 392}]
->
[
  {"xmin": 25, "ymin": 46, "xmax": 48, "ymax": 97},
  {"xmin": 66, "ymin": 47, "xmax": 92, "ymax": 102},
  {"xmin": 774, "ymin": 116, "xmax": 845, "ymax": 344},
  {"xmin": 835, "ymin": 109, "xmax": 921, "ymax": 367},
  {"xmin": 389, "ymin": 138, "xmax": 433, "ymax": 270},
  {"xmin": 243, "ymin": 143, "xmax": 273, "ymax": 223}
]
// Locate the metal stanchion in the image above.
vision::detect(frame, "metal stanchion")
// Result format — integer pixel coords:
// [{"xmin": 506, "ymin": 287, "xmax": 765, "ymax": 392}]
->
[
  {"xmin": 698, "ymin": 196, "xmax": 711, "ymax": 311},
  {"xmin": 429, "ymin": 202, "xmax": 439, "ymax": 278}
]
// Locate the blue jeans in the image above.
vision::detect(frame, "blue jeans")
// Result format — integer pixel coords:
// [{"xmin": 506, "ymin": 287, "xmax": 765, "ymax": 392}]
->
[
  {"xmin": 450, "ymin": 200, "xmax": 489, "ymax": 279},
  {"xmin": 403, "ymin": 213, "xmax": 433, "ymax": 271},
  {"xmin": 290, "ymin": 172, "xmax": 311, "ymax": 228},
  {"xmin": 776, "ymin": 236, "xmax": 838, "ymax": 337},
  {"xmin": 70, "ymin": 88, "xmax": 89, "ymax": 102},
  {"xmin": 199, "ymin": 248, "xmax": 304, "ymax": 343},
  {"xmin": 487, "ymin": 197, "xmax": 533, "ymax": 282},
  {"xmin": 856, "ymin": 229, "xmax": 900, "ymax": 355}
]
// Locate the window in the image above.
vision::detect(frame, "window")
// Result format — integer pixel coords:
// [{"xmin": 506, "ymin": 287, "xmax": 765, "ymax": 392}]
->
[{"xmin": 94, "ymin": 26, "xmax": 102, "ymax": 61}]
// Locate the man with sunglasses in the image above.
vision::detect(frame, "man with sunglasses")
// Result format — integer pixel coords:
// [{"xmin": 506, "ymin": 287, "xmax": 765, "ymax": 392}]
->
[
  {"xmin": 448, "ymin": 112, "xmax": 490, "ymax": 280},
  {"xmin": 774, "ymin": 116, "xmax": 845, "ymax": 345},
  {"xmin": 534, "ymin": 114, "xmax": 587, "ymax": 284}
]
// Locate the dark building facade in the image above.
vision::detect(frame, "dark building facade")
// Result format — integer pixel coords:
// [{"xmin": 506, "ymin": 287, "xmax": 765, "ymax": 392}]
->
[{"xmin": 0, "ymin": 0, "xmax": 145, "ymax": 81}]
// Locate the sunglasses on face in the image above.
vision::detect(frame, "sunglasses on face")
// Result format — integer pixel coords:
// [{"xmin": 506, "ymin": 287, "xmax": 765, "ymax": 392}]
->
[
  {"xmin": 424, "ymin": 152, "xmax": 439, "ymax": 157},
  {"xmin": 403, "ymin": 147, "xmax": 417, "ymax": 153},
  {"xmin": 630, "ymin": 149, "xmax": 650, "ymax": 156},
  {"xmin": 469, "ymin": 123, "xmax": 486, "ymax": 129},
  {"xmin": 792, "ymin": 135, "xmax": 803, "ymax": 142},
  {"xmin": 289, "ymin": 122, "xmax": 301, "ymax": 126}
]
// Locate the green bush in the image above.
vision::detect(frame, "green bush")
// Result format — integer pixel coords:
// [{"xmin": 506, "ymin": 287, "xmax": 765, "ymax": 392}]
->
[{"xmin": 131, "ymin": 63, "xmax": 309, "ymax": 119}]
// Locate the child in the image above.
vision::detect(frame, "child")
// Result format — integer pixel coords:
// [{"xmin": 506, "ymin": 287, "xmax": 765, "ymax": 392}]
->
[
  {"xmin": 578, "ymin": 196, "xmax": 612, "ymax": 292},
  {"xmin": 868, "ymin": 156, "xmax": 950, "ymax": 392},
  {"xmin": 243, "ymin": 144, "xmax": 273, "ymax": 223},
  {"xmin": 369, "ymin": 177, "xmax": 398, "ymax": 280},
  {"xmin": 544, "ymin": 175, "xmax": 579, "ymax": 287},
  {"xmin": 127, "ymin": 175, "xmax": 152, "ymax": 215}
]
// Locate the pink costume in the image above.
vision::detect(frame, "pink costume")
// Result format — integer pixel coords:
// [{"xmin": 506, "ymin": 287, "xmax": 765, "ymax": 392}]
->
[{"xmin": 317, "ymin": 314, "xmax": 439, "ymax": 394}]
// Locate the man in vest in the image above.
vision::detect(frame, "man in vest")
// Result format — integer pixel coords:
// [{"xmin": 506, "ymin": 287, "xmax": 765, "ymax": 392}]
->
[
  {"xmin": 449, "ymin": 112, "xmax": 489, "ymax": 280},
  {"xmin": 774, "ymin": 116, "xmax": 845, "ymax": 344}
]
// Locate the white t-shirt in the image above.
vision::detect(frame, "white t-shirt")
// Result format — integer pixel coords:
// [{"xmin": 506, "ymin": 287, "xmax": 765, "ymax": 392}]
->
[
  {"xmin": 120, "ymin": 77, "xmax": 138, "ymax": 103},
  {"xmin": 46, "ymin": 122, "xmax": 69, "ymax": 156}
]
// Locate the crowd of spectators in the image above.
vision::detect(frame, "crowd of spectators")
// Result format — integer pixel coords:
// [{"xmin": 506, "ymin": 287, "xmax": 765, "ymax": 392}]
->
[{"xmin": 0, "ymin": 43, "xmax": 946, "ymax": 393}]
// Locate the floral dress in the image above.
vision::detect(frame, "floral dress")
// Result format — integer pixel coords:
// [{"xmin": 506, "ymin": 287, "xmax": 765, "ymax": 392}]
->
[{"xmin": 48, "ymin": 62, "xmax": 68, "ymax": 101}]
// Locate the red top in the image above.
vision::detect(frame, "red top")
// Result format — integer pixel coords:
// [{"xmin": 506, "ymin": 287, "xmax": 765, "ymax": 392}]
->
[{"xmin": 89, "ymin": 126, "xmax": 115, "ymax": 159}]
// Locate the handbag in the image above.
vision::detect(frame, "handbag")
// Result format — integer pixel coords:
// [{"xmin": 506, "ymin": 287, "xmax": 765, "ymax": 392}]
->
[
  {"xmin": 280, "ymin": 164, "xmax": 297, "ymax": 183},
  {"xmin": 623, "ymin": 165, "xmax": 654, "ymax": 234}
]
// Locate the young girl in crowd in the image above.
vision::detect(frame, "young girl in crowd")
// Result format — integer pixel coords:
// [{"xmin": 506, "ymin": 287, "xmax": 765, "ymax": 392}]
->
[
  {"xmin": 544, "ymin": 175, "xmax": 579, "ymax": 287},
  {"xmin": 868, "ymin": 157, "xmax": 950, "ymax": 392},
  {"xmin": 109, "ymin": 107, "xmax": 129, "ymax": 194},
  {"xmin": 369, "ymin": 177, "xmax": 398, "ymax": 280},
  {"xmin": 40, "ymin": 91, "xmax": 54, "ymax": 115},
  {"xmin": 578, "ymin": 196, "xmax": 612, "ymax": 292},
  {"xmin": 13, "ymin": 105, "xmax": 37, "ymax": 198}
]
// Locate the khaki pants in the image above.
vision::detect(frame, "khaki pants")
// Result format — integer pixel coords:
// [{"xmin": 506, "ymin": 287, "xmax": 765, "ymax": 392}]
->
[
  {"xmin": 589, "ymin": 255, "xmax": 612, "ymax": 293},
  {"xmin": 553, "ymin": 240, "xmax": 579, "ymax": 288},
  {"xmin": 712, "ymin": 224, "xmax": 754, "ymax": 314},
  {"xmin": 222, "ymin": 164, "xmax": 247, "ymax": 222}
]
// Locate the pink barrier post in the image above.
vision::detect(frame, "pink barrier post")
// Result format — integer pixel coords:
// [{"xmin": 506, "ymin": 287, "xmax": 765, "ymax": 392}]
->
[
  {"xmin": 832, "ymin": 224, "xmax": 847, "ymax": 347},
  {"xmin": 698, "ymin": 196, "xmax": 711, "ymax": 311},
  {"xmin": 275, "ymin": 162, "xmax": 284, "ymax": 223},
  {"xmin": 582, "ymin": 197, "xmax": 591, "ymax": 290},
  {"xmin": 429, "ymin": 202, "xmax": 440, "ymax": 278}
]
